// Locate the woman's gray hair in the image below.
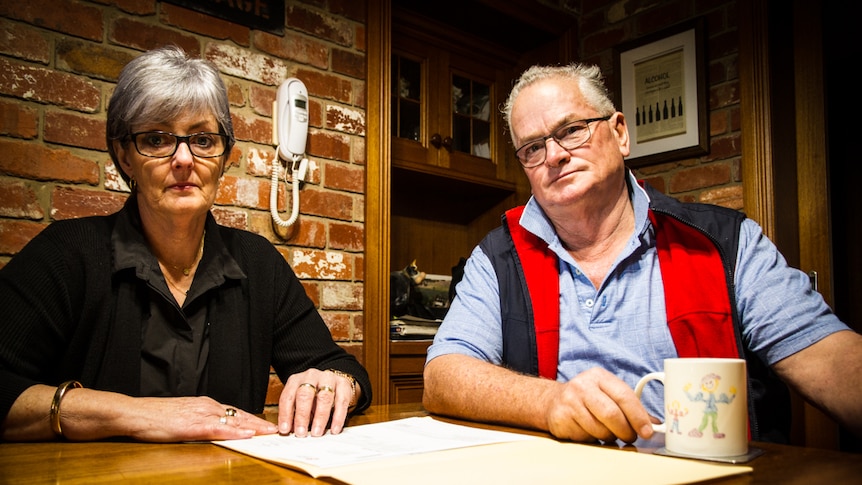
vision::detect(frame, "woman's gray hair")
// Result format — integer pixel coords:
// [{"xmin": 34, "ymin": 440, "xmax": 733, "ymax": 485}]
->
[
  {"xmin": 502, "ymin": 63, "xmax": 616, "ymax": 136},
  {"xmin": 107, "ymin": 45, "xmax": 235, "ymax": 185}
]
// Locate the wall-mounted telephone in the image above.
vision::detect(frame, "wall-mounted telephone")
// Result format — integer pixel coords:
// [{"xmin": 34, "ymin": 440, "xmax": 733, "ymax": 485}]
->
[{"xmin": 270, "ymin": 77, "xmax": 309, "ymax": 229}]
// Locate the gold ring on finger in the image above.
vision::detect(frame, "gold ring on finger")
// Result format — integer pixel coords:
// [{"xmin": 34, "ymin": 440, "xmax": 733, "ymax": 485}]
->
[
  {"xmin": 225, "ymin": 407, "xmax": 237, "ymax": 417},
  {"xmin": 299, "ymin": 382, "xmax": 317, "ymax": 392},
  {"xmin": 317, "ymin": 385, "xmax": 335, "ymax": 394}
]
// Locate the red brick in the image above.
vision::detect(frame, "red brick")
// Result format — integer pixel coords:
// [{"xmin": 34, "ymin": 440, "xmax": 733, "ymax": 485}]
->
[
  {"xmin": 227, "ymin": 79, "xmax": 246, "ymax": 108},
  {"xmin": 160, "ymin": 3, "xmax": 250, "ymax": 47},
  {"xmin": 215, "ymin": 174, "xmax": 272, "ymax": 210},
  {"xmin": 709, "ymin": 81, "xmax": 739, "ymax": 110},
  {"xmin": 0, "ymin": 139, "xmax": 99, "ymax": 184},
  {"xmin": 354, "ymin": 254, "xmax": 364, "ymax": 281},
  {"xmin": 669, "ymin": 163, "xmax": 731, "ymax": 194},
  {"xmin": 0, "ymin": 58, "xmax": 101, "ymax": 113},
  {"xmin": 0, "ymin": 179, "xmax": 44, "ymax": 219},
  {"xmin": 299, "ymin": 218, "xmax": 328, "ymax": 248},
  {"xmin": 205, "ymin": 43, "xmax": 284, "ymax": 86},
  {"xmin": 295, "ymin": 68, "xmax": 353, "ymax": 104},
  {"xmin": 709, "ymin": 109, "xmax": 729, "ymax": 136},
  {"xmin": 109, "ymin": 17, "xmax": 201, "ymax": 56},
  {"xmin": 321, "ymin": 312, "xmax": 351, "ymax": 340},
  {"xmin": 698, "ymin": 185, "xmax": 743, "ymax": 210},
  {"xmin": 705, "ymin": 133, "xmax": 741, "ymax": 162},
  {"xmin": 0, "ymin": 18, "xmax": 51, "ymax": 63},
  {"xmin": 300, "ymin": 187, "xmax": 353, "ymax": 221},
  {"xmin": 301, "ymin": 281, "xmax": 321, "ymax": 307},
  {"xmin": 292, "ymin": 249, "xmax": 353, "ymax": 280},
  {"xmin": 231, "ymin": 112, "xmax": 274, "ymax": 145},
  {"xmin": 56, "ymin": 39, "xmax": 134, "ymax": 82},
  {"xmin": 351, "ymin": 313, "xmax": 364, "ymax": 340},
  {"xmin": 319, "ymin": 281, "xmax": 362, "ymax": 309},
  {"xmin": 0, "ymin": 100, "xmax": 38, "ymax": 139},
  {"xmin": 44, "ymin": 111, "xmax": 107, "ymax": 151},
  {"xmin": 329, "ymin": 221, "xmax": 364, "ymax": 251},
  {"xmin": 332, "ymin": 48, "xmax": 366, "ymax": 79},
  {"xmin": 288, "ymin": 4, "xmax": 353, "ymax": 47},
  {"xmin": 211, "ymin": 206, "xmax": 248, "ymax": 230},
  {"xmin": 113, "ymin": 0, "xmax": 157, "ymax": 16},
  {"xmin": 326, "ymin": 104, "xmax": 366, "ymax": 136},
  {"xmin": 254, "ymin": 31, "xmax": 329, "ymax": 69},
  {"xmin": 0, "ymin": 219, "xmax": 47, "ymax": 255},
  {"xmin": 51, "ymin": 187, "xmax": 127, "ymax": 220},
  {"xmin": 324, "ymin": 161, "xmax": 364, "ymax": 193},
  {"xmin": 309, "ymin": 131, "xmax": 350, "ymax": 162},
  {"xmin": 249, "ymin": 85, "xmax": 275, "ymax": 117},
  {"xmin": 0, "ymin": 0, "xmax": 103, "ymax": 41}
]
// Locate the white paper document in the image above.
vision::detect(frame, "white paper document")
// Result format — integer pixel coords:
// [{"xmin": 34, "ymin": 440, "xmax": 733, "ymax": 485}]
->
[
  {"xmin": 214, "ymin": 416, "xmax": 753, "ymax": 484},
  {"xmin": 215, "ymin": 416, "xmax": 535, "ymax": 470}
]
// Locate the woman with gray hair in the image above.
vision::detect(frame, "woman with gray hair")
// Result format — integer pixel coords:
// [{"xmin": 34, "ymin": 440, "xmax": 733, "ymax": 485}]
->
[{"xmin": 0, "ymin": 46, "xmax": 370, "ymax": 442}]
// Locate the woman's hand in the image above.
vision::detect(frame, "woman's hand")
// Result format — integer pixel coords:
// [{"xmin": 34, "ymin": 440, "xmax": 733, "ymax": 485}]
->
[
  {"xmin": 2, "ymin": 385, "xmax": 278, "ymax": 442},
  {"xmin": 118, "ymin": 396, "xmax": 279, "ymax": 442},
  {"xmin": 277, "ymin": 369, "xmax": 359, "ymax": 437}
]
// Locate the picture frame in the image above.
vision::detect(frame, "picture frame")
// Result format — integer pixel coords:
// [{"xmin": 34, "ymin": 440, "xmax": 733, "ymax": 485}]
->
[{"xmin": 613, "ymin": 18, "xmax": 708, "ymax": 168}]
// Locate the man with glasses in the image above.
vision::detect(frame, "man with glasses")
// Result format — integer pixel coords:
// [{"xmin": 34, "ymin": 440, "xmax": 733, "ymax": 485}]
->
[{"xmin": 423, "ymin": 63, "xmax": 861, "ymax": 445}]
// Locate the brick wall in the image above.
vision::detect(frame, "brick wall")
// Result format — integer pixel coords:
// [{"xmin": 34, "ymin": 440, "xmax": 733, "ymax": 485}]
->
[
  {"xmin": 0, "ymin": 0, "xmax": 368, "ymax": 408},
  {"xmin": 578, "ymin": 0, "xmax": 742, "ymax": 209}
]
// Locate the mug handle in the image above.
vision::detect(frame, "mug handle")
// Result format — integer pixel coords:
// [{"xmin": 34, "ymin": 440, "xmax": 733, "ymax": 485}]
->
[{"xmin": 634, "ymin": 372, "xmax": 666, "ymax": 433}]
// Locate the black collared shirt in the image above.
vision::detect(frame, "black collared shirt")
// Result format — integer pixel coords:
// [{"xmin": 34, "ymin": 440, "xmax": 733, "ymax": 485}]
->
[{"xmin": 112, "ymin": 202, "xmax": 246, "ymax": 397}]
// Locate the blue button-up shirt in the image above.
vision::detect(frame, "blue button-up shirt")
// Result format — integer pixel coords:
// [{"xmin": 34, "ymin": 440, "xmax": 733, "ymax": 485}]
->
[{"xmin": 427, "ymin": 174, "xmax": 849, "ymax": 419}]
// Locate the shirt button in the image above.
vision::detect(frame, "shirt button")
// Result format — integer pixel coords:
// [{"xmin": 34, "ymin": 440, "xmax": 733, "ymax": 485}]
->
[
  {"xmin": 574, "ymin": 268, "xmax": 582, "ymax": 275},
  {"xmin": 584, "ymin": 299, "xmax": 594, "ymax": 308}
]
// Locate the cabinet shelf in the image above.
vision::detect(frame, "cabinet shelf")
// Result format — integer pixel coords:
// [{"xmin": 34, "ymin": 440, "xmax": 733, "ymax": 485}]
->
[{"xmin": 391, "ymin": 163, "xmax": 515, "ymax": 225}]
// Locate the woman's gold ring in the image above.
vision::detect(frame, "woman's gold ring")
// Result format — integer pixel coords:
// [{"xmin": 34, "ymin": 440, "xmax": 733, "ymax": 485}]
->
[
  {"xmin": 317, "ymin": 385, "xmax": 335, "ymax": 394},
  {"xmin": 225, "ymin": 407, "xmax": 237, "ymax": 417},
  {"xmin": 299, "ymin": 382, "xmax": 317, "ymax": 392}
]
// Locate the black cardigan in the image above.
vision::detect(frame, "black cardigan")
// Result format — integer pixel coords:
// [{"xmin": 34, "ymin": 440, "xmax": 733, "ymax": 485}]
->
[{"xmin": 0, "ymin": 200, "xmax": 371, "ymax": 422}]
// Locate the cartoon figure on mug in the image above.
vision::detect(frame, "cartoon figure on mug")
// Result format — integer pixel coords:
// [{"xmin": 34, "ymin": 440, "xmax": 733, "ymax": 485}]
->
[
  {"xmin": 666, "ymin": 400, "xmax": 689, "ymax": 435},
  {"xmin": 684, "ymin": 373, "xmax": 736, "ymax": 439}
]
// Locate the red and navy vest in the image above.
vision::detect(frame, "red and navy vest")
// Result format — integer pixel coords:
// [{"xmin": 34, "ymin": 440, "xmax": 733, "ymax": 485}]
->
[{"xmin": 478, "ymin": 181, "xmax": 790, "ymax": 442}]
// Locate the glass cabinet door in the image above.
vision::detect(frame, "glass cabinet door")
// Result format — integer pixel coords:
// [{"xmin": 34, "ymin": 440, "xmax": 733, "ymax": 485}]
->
[
  {"xmin": 392, "ymin": 55, "xmax": 422, "ymax": 143},
  {"xmin": 451, "ymin": 74, "xmax": 491, "ymax": 159}
]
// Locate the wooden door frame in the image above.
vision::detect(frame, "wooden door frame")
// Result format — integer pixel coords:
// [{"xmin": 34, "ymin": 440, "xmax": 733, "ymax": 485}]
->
[
  {"xmin": 365, "ymin": 0, "xmax": 391, "ymax": 404},
  {"xmin": 739, "ymin": 0, "xmax": 838, "ymax": 449}
]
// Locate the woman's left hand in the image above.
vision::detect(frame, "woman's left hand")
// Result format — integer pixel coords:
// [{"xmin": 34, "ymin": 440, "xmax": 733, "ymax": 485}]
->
[{"xmin": 277, "ymin": 369, "xmax": 357, "ymax": 437}]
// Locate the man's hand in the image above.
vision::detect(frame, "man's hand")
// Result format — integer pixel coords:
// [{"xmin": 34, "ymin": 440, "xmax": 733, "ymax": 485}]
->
[{"xmin": 545, "ymin": 368, "xmax": 655, "ymax": 443}]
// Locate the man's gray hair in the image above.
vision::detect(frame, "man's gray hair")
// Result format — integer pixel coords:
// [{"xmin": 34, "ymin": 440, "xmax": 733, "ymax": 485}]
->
[{"xmin": 502, "ymin": 63, "xmax": 616, "ymax": 135}]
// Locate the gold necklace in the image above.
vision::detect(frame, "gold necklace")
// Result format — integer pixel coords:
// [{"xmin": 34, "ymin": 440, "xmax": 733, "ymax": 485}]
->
[
  {"xmin": 166, "ymin": 231, "xmax": 205, "ymax": 276},
  {"xmin": 164, "ymin": 273, "xmax": 189, "ymax": 295}
]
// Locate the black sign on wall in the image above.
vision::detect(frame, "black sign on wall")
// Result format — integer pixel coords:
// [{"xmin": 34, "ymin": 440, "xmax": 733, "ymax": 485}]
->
[{"xmin": 163, "ymin": 0, "xmax": 285, "ymax": 35}]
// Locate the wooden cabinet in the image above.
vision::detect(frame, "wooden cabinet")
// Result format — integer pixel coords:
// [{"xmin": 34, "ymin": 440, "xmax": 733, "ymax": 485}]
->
[
  {"xmin": 388, "ymin": 340, "xmax": 432, "ymax": 404},
  {"xmin": 385, "ymin": 11, "xmax": 532, "ymax": 403},
  {"xmin": 389, "ymin": 12, "xmax": 529, "ymax": 275},
  {"xmin": 365, "ymin": 0, "xmax": 575, "ymax": 406}
]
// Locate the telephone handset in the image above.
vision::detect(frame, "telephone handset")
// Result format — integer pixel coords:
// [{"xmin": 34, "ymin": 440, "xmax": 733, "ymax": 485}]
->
[
  {"xmin": 270, "ymin": 78, "xmax": 310, "ymax": 229},
  {"xmin": 274, "ymin": 77, "xmax": 309, "ymax": 161}
]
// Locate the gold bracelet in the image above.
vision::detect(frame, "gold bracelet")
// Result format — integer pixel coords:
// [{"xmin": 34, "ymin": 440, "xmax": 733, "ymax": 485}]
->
[
  {"xmin": 50, "ymin": 380, "xmax": 82, "ymax": 438},
  {"xmin": 327, "ymin": 369, "xmax": 357, "ymax": 407}
]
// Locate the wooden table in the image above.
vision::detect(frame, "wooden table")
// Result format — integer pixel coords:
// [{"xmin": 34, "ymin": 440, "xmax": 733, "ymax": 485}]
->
[{"xmin": 1, "ymin": 403, "xmax": 859, "ymax": 484}]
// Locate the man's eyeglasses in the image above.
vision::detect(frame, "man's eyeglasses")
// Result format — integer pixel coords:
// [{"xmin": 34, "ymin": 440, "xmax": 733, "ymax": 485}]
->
[
  {"xmin": 514, "ymin": 116, "xmax": 611, "ymax": 168},
  {"xmin": 130, "ymin": 131, "xmax": 228, "ymax": 158}
]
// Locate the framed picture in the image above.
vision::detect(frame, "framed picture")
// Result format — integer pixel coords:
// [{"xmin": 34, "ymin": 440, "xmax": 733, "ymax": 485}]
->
[{"xmin": 613, "ymin": 18, "xmax": 708, "ymax": 168}]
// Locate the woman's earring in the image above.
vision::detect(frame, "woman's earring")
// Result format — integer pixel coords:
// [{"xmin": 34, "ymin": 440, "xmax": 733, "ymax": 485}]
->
[{"xmin": 129, "ymin": 179, "xmax": 136, "ymax": 192}]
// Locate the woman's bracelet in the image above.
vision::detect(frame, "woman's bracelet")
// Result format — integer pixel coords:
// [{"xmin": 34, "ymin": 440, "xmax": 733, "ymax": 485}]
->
[
  {"xmin": 50, "ymin": 380, "xmax": 82, "ymax": 438},
  {"xmin": 327, "ymin": 369, "xmax": 357, "ymax": 407}
]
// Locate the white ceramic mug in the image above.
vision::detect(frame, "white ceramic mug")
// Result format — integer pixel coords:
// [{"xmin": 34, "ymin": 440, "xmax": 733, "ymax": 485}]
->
[{"xmin": 634, "ymin": 358, "xmax": 748, "ymax": 458}]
